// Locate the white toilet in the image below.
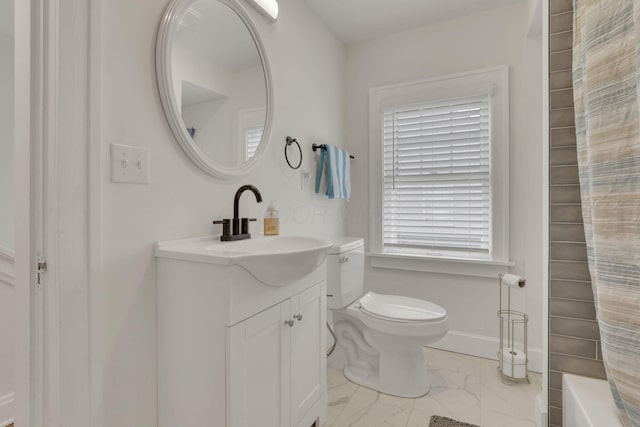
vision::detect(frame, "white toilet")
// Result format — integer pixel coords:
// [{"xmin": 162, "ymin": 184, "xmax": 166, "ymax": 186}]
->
[{"xmin": 327, "ymin": 237, "xmax": 449, "ymax": 398}]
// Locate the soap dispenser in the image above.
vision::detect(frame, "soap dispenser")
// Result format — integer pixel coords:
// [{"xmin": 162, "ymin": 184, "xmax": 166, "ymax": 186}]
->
[{"xmin": 264, "ymin": 201, "xmax": 279, "ymax": 236}]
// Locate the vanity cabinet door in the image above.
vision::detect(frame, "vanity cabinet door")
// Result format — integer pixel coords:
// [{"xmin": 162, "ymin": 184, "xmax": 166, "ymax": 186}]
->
[
  {"xmin": 290, "ymin": 283, "xmax": 326, "ymax": 425},
  {"xmin": 227, "ymin": 300, "xmax": 292, "ymax": 427}
]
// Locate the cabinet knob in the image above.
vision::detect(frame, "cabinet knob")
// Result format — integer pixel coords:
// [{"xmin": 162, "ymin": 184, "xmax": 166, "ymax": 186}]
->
[
  {"xmin": 293, "ymin": 313, "xmax": 303, "ymax": 322},
  {"xmin": 339, "ymin": 256, "xmax": 349, "ymax": 263},
  {"xmin": 284, "ymin": 319, "xmax": 294, "ymax": 327}
]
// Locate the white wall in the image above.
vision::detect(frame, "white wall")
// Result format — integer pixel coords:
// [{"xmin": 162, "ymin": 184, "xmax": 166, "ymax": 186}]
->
[
  {"xmin": 172, "ymin": 42, "xmax": 233, "ymax": 108},
  {"xmin": 345, "ymin": 2, "xmax": 544, "ymax": 370},
  {"xmin": 100, "ymin": 0, "xmax": 347, "ymax": 425}
]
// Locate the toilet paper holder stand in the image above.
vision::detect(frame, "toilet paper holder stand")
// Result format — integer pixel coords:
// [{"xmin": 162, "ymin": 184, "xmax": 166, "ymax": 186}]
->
[{"xmin": 497, "ymin": 273, "xmax": 530, "ymax": 385}]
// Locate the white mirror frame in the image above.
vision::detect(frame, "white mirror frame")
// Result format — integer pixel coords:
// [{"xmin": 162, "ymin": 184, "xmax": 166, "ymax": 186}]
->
[{"xmin": 156, "ymin": 0, "xmax": 274, "ymax": 179}]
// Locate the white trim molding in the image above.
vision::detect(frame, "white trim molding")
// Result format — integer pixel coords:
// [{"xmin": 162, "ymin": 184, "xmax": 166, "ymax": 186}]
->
[
  {"xmin": 0, "ymin": 246, "xmax": 15, "ymax": 287},
  {"xmin": 535, "ymin": 393, "xmax": 548, "ymax": 427},
  {"xmin": 0, "ymin": 246, "xmax": 14, "ymax": 263},
  {"xmin": 0, "ymin": 392, "xmax": 15, "ymax": 427},
  {"xmin": 427, "ymin": 329, "xmax": 543, "ymax": 373},
  {"xmin": 0, "ymin": 251, "xmax": 16, "ymax": 427},
  {"xmin": 368, "ymin": 252, "xmax": 514, "ymax": 278},
  {"xmin": 541, "ymin": 0, "xmax": 550, "ymax": 421},
  {"xmin": 88, "ymin": 0, "xmax": 104, "ymax": 424}
]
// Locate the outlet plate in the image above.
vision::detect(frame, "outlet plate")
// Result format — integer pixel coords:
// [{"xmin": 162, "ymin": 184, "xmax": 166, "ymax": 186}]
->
[{"xmin": 110, "ymin": 143, "xmax": 150, "ymax": 184}]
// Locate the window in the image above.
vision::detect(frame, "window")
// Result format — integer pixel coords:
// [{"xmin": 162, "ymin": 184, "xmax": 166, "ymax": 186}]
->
[
  {"xmin": 383, "ymin": 95, "xmax": 491, "ymax": 257},
  {"xmin": 236, "ymin": 107, "xmax": 266, "ymax": 164},
  {"xmin": 369, "ymin": 67, "xmax": 511, "ymax": 277},
  {"xmin": 244, "ymin": 126, "xmax": 263, "ymax": 160}
]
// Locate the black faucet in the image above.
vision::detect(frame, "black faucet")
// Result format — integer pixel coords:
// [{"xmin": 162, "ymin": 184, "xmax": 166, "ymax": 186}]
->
[{"xmin": 213, "ymin": 185, "xmax": 263, "ymax": 241}]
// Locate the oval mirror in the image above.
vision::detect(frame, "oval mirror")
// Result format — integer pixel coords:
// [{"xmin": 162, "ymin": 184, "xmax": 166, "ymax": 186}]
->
[{"xmin": 157, "ymin": 0, "xmax": 273, "ymax": 178}]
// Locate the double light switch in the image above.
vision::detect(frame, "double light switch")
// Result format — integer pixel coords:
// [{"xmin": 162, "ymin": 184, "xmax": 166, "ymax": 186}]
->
[{"xmin": 110, "ymin": 143, "xmax": 150, "ymax": 184}]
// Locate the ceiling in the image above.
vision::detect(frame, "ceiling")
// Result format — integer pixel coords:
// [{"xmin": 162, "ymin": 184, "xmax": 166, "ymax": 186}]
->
[
  {"xmin": 302, "ymin": 0, "xmax": 524, "ymax": 45},
  {"xmin": 181, "ymin": 81, "xmax": 225, "ymax": 108}
]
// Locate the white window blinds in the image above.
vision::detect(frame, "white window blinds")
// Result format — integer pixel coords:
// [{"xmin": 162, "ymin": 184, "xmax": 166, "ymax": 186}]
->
[
  {"xmin": 245, "ymin": 126, "xmax": 263, "ymax": 160},
  {"xmin": 383, "ymin": 94, "xmax": 492, "ymax": 257}
]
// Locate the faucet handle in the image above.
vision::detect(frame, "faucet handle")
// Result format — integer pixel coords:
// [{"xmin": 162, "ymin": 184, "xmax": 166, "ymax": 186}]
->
[
  {"xmin": 241, "ymin": 218, "xmax": 257, "ymax": 235},
  {"xmin": 212, "ymin": 218, "xmax": 231, "ymax": 237}
]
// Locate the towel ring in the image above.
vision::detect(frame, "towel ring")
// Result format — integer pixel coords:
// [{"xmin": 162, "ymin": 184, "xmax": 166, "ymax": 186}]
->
[{"xmin": 285, "ymin": 136, "xmax": 302, "ymax": 170}]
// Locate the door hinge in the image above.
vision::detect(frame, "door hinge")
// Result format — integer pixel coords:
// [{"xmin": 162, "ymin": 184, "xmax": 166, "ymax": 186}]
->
[{"xmin": 37, "ymin": 256, "xmax": 47, "ymax": 286}]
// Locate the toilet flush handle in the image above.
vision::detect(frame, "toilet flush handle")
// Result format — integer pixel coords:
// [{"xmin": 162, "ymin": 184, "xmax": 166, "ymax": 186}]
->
[{"xmin": 339, "ymin": 256, "xmax": 349, "ymax": 263}]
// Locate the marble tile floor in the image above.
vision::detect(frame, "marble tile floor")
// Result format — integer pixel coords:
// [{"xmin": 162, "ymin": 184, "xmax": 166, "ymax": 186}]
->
[{"xmin": 324, "ymin": 347, "xmax": 541, "ymax": 427}]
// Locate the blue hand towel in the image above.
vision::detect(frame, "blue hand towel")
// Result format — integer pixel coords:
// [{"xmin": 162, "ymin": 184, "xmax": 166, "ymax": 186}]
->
[{"xmin": 315, "ymin": 144, "xmax": 351, "ymax": 199}]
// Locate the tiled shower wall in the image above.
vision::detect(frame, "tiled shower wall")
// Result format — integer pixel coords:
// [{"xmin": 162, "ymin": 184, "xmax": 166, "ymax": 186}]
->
[{"xmin": 549, "ymin": 0, "xmax": 607, "ymax": 426}]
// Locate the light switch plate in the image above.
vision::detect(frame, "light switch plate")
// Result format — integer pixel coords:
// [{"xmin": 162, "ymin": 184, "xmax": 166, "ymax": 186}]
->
[{"xmin": 110, "ymin": 143, "xmax": 150, "ymax": 184}]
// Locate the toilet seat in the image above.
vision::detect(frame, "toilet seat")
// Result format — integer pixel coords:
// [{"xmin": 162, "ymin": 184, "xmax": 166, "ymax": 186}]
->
[
  {"xmin": 359, "ymin": 292, "xmax": 447, "ymax": 323},
  {"xmin": 341, "ymin": 295, "xmax": 448, "ymax": 338}
]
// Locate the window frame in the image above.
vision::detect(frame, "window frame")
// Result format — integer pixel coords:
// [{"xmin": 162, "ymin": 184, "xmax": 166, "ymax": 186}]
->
[
  {"xmin": 369, "ymin": 66, "xmax": 512, "ymax": 277},
  {"xmin": 235, "ymin": 107, "xmax": 266, "ymax": 165}
]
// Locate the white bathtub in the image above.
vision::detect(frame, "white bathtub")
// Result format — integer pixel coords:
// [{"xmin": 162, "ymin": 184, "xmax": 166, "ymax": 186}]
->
[{"xmin": 563, "ymin": 374, "xmax": 622, "ymax": 427}]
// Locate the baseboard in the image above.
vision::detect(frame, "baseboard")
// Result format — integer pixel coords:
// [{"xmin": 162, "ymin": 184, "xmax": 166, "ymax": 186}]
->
[
  {"xmin": 535, "ymin": 393, "xmax": 548, "ymax": 427},
  {"xmin": 0, "ymin": 392, "xmax": 14, "ymax": 427},
  {"xmin": 427, "ymin": 329, "xmax": 543, "ymax": 373}
]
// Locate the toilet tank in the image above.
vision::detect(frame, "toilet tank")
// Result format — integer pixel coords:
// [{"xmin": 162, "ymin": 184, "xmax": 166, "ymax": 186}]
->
[{"xmin": 327, "ymin": 237, "xmax": 364, "ymax": 309}]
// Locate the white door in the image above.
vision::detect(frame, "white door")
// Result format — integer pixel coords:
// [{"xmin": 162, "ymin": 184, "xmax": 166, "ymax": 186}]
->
[
  {"xmin": 290, "ymin": 283, "xmax": 326, "ymax": 425},
  {"xmin": 13, "ymin": 0, "xmax": 97, "ymax": 424},
  {"xmin": 227, "ymin": 301, "xmax": 292, "ymax": 427}
]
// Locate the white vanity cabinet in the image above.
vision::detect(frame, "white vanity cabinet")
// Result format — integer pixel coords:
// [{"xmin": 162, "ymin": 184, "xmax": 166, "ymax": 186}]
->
[
  {"xmin": 156, "ymin": 238, "xmax": 329, "ymax": 427},
  {"xmin": 227, "ymin": 283, "xmax": 326, "ymax": 427}
]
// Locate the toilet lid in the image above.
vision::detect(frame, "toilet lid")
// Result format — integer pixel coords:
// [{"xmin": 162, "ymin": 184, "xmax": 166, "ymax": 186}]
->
[{"xmin": 359, "ymin": 292, "xmax": 446, "ymax": 322}]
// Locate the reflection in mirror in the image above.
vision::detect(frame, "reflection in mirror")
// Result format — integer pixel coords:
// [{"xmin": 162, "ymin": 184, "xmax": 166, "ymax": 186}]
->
[
  {"xmin": 0, "ymin": 0, "xmax": 14, "ymax": 251},
  {"xmin": 171, "ymin": 0, "xmax": 267, "ymax": 168}
]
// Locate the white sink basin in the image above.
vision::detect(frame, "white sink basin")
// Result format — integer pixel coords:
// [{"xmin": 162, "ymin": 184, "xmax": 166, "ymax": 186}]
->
[{"xmin": 155, "ymin": 235, "xmax": 332, "ymax": 286}]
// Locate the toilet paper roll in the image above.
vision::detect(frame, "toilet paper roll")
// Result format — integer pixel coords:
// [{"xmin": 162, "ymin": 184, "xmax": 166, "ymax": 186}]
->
[
  {"xmin": 501, "ymin": 348, "xmax": 527, "ymax": 379},
  {"xmin": 501, "ymin": 273, "xmax": 525, "ymax": 288}
]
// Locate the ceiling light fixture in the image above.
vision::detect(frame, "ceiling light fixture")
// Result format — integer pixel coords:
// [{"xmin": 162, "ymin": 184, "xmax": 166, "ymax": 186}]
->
[{"xmin": 246, "ymin": 0, "xmax": 279, "ymax": 22}]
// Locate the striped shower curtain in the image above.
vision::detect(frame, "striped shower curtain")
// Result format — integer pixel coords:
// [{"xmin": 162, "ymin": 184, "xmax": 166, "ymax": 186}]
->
[{"xmin": 573, "ymin": 0, "xmax": 640, "ymax": 425}]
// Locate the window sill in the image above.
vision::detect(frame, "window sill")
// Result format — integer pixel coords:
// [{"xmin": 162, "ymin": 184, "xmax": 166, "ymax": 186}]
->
[{"xmin": 368, "ymin": 252, "xmax": 514, "ymax": 278}]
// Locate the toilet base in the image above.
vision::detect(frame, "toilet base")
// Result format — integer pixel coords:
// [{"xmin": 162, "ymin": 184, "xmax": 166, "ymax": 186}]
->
[
  {"xmin": 336, "ymin": 323, "xmax": 433, "ymax": 398},
  {"xmin": 343, "ymin": 364, "xmax": 431, "ymax": 398},
  {"xmin": 331, "ymin": 304, "xmax": 448, "ymax": 398}
]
